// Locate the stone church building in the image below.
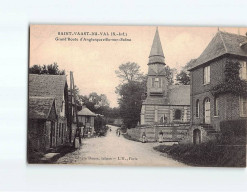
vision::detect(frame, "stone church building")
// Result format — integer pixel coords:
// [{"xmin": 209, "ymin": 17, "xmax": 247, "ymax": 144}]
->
[{"xmin": 141, "ymin": 28, "xmax": 190, "ymax": 125}]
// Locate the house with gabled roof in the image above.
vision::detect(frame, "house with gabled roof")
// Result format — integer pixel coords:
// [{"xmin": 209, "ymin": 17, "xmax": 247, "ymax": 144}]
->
[
  {"xmin": 141, "ymin": 28, "xmax": 190, "ymax": 125},
  {"xmin": 28, "ymin": 74, "xmax": 69, "ymax": 150},
  {"xmin": 77, "ymin": 106, "xmax": 96, "ymax": 137},
  {"xmin": 188, "ymin": 31, "xmax": 247, "ymax": 144}
]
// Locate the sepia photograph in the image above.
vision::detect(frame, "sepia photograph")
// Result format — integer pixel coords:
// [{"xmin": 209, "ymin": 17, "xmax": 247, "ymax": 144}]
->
[{"xmin": 28, "ymin": 25, "xmax": 247, "ymax": 167}]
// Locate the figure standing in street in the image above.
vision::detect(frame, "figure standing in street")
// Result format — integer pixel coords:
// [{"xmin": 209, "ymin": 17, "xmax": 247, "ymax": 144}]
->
[
  {"xmin": 142, "ymin": 131, "xmax": 146, "ymax": 143},
  {"xmin": 74, "ymin": 128, "xmax": 81, "ymax": 149},
  {"xmin": 158, "ymin": 131, "xmax": 164, "ymax": 143}
]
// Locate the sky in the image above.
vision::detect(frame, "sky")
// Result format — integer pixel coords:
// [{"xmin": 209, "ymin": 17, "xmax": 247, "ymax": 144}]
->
[{"xmin": 30, "ymin": 25, "xmax": 247, "ymax": 107}]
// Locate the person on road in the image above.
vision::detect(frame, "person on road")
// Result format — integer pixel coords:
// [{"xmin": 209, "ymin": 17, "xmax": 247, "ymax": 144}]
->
[
  {"xmin": 158, "ymin": 131, "xmax": 164, "ymax": 143},
  {"xmin": 142, "ymin": 131, "xmax": 146, "ymax": 143},
  {"xmin": 74, "ymin": 129, "xmax": 81, "ymax": 149}
]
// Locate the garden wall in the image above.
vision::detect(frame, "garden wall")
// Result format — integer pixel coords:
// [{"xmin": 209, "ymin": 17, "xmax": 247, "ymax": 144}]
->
[{"xmin": 127, "ymin": 124, "xmax": 189, "ymax": 142}]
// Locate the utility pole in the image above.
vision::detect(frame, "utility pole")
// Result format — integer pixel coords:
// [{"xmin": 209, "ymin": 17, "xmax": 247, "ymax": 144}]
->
[
  {"xmin": 68, "ymin": 72, "xmax": 73, "ymax": 143},
  {"xmin": 70, "ymin": 71, "xmax": 81, "ymax": 144}
]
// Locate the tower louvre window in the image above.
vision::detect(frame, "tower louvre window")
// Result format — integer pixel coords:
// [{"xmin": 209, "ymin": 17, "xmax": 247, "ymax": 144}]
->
[
  {"xmin": 154, "ymin": 77, "xmax": 160, "ymax": 88},
  {"xmin": 159, "ymin": 78, "xmax": 162, "ymax": 88},
  {"xmin": 152, "ymin": 78, "xmax": 155, "ymax": 87}
]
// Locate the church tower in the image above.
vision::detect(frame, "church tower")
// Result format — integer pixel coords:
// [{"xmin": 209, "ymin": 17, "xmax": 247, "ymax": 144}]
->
[
  {"xmin": 141, "ymin": 28, "xmax": 169, "ymax": 125},
  {"xmin": 146, "ymin": 27, "xmax": 168, "ymax": 98}
]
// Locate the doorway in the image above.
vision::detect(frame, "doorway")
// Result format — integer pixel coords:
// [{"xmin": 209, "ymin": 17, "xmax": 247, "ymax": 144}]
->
[{"xmin": 193, "ymin": 129, "xmax": 201, "ymax": 144}]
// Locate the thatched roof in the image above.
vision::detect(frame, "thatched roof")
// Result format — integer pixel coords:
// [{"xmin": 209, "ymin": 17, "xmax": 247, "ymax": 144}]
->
[{"xmin": 189, "ymin": 31, "xmax": 247, "ymax": 71}]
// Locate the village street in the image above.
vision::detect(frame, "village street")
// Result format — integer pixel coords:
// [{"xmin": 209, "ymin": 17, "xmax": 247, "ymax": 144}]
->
[{"xmin": 56, "ymin": 125, "xmax": 187, "ymax": 166}]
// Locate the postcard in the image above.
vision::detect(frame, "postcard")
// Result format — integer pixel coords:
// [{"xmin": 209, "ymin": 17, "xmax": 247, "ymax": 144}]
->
[{"xmin": 28, "ymin": 25, "xmax": 247, "ymax": 167}]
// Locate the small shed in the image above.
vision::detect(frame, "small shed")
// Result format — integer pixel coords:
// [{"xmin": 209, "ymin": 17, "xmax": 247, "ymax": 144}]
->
[{"xmin": 77, "ymin": 106, "xmax": 96, "ymax": 137}]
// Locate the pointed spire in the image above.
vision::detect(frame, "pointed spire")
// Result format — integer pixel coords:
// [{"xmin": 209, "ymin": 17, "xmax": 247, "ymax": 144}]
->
[{"xmin": 148, "ymin": 27, "xmax": 165, "ymax": 65}]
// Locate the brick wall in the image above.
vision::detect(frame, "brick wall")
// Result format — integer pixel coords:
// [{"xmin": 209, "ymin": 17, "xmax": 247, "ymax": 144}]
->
[
  {"xmin": 190, "ymin": 56, "xmax": 245, "ymax": 131},
  {"xmin": 143, "ymin": 105, "xmax": 190, "ymax": 125}
]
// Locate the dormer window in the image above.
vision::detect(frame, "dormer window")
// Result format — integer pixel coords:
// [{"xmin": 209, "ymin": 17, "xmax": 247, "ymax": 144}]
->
[
  {"xmin": 203, "ymin": 65, "xmax": 210, "ymax": 84},
  {"xmin": 239, "ymin": 61, "xmax": 247, "ymax": 80}
]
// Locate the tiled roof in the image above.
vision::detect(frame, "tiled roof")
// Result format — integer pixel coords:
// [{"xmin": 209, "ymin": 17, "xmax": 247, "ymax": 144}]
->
[
  {"xmin": 78, "ymin": 106, "xmax": 96, "ymax": 116},
  {"xmin": 142, "ymin": 96, "xmax": 168, "ymax": 105},
  {"xmin": 29, "ymin": 74, "xmax": 67, "ymax": 114},
  {"xmin": 189, "ymin": 31, "xmax": 247, "ymax": 71},
  {"xmin": 168, "ymin": 85, "xmax": 190, "ymax": 105},
  {"xmin": 143, "ymin": 85, "xmax": 190, "ymax": 106},
  {"xmin": 29, "ymin": 96, "xmax": 56, "ymax": 119}
]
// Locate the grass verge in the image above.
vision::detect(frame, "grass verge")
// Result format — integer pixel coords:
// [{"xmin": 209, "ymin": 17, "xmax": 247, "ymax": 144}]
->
[
  {"xmin": 154, "ymin": 141, "xmax": 246, "ymax": 167},
  {"xmin": 122, "ymin": 133, "xmax": 141, "ymax": 142}
]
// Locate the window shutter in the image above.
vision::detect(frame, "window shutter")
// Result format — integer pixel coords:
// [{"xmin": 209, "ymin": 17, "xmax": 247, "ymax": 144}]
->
[
  {"xmin": 243, "ymin": 62, "xmax": 247, "ymax": 80},
  {"xmin": 208, "ymin": 66, "xmax": 210, "ymax": 83}
]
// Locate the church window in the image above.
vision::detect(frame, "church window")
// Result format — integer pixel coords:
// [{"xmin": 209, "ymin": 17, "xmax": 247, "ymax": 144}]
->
[
  {"xmin": 174, "ymin": 109, "xmax": 182, "ymax": 120},
  {"xmin": 196, "ymin": 99, "xmax": 200, "ymax": 118}
]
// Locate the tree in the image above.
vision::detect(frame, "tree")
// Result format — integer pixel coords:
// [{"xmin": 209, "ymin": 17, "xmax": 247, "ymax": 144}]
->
[
  {"xmin": 29, "ymin": 65, "xmax": 42, "ymax": 74},
  {"xmin": 164, "ymin": 66, "xmax": 174, "ymax": 84},
  {"xmin": 78, "ymin": 92, "xmax": 110, "ymax": 115},
  {"xmin": 115, "ymin": 61, "xmax": 147, "ymax": 128},
  {"xmin": 176, "ymin": 70, "xmax": 190, "ymax": 85},
  {"xmin": 29, "ymin": 62, "xmax": 65, "ymax": 75},
  {"xmin": 115, "ymin": 62, "xmax": 144, "ymax": 83},
  {"xmin": 117, "ymin": 80, "xmax": 146, "ymax": 128},
  {"xmin": 175, "ymin": 59, "xmax": 195, "ymax": 85}
]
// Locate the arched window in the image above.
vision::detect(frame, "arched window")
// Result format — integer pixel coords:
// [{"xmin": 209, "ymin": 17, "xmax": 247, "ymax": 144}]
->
[
  {"xmin": 196, "ymin": 99, "xmax": 200, "ymax": 118},
  {"xmin": 204, "ymin": 97, "xmax": 211, "ymax": 124},
  {"xmin": 174, "ymin": 109, "xmax": 182, "ymax": 120}
]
